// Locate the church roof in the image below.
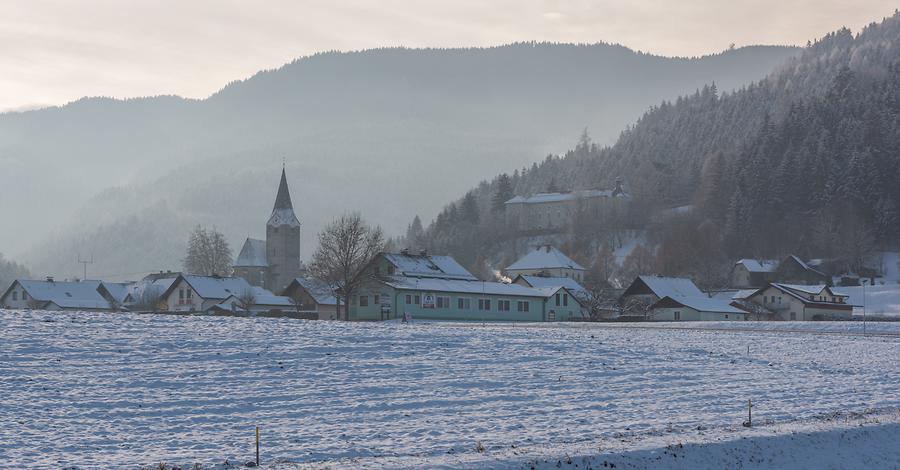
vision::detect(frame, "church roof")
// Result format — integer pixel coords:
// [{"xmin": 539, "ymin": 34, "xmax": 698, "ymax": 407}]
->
[
  {"xmin": 235, "ymin": 238, "xmax": 267, "ymax": 267},
  {"xmin": 268, "ymin": 168, "xmax": 301, "ymax": 227}
]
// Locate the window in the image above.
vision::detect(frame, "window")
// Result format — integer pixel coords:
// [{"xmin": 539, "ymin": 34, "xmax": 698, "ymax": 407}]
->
[
  {"xmin": 674, "ymin": 311, "xmax": 681, "ymax": 320},
  {"xmin": 517, "ymin": 301, "xmax": 529, "ymax": 312},
  {"xmin": 725, "ymin": 314, "xmax": 729, "ymax": 319},
  {"xmin": 179, "ymin": 289, "xmax": 184, "ymax": 300},
  {"xmin": 22, "ymin": 292, "xmax": 27, "ymax": 301},
  {"xmin": 374, "ymin": 295, "xmax": 380, "ymax": 305},
  {"xmin": 12, "ymin": 291, "xmax": 17, "ymax": 301},
  {"xmin": 359, "ymin": 295, "xmax": 369, "ymax": 307},
  {"xmin": 563, "ymin": 293, "xmax": 568, "ymax": 306},
  {"xmin": 406, "ymin": 294, "xmax": 412, "ymax": 304},
  {"xmin": 478, "ymin": 299, "xmax": 491, "ymax": 311},
  {"xmin": 436, "ymin": 296, "xmax": 451, "ymax": 309},
  {"xmin": 457, "ymin": 298, "xmax": 471, "ymax": 309},
  {"xmin": 414, "ymin": 295, "xmax": 421, "ymax": 305},
  {"xmin": 187, "ymin": 289, "xmax": 192, "ymax": 299},
  {"xmin": 498, "ymin": 300, "xmax": 511, "ymax": 311},
  {"xmin": 387, "ymin": 266, "xmax": 395, "ymax": 275},
  {"xmin": 555, "ymin": 293, "xmax": 561, "ymax": 305}
]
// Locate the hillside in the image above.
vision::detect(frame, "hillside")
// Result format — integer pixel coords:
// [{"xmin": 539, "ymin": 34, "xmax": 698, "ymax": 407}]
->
[
  {"xmin": 417, "ymin": 14, "xmax": 900, "ymax": 283},
  {"xmin": 0, "ymin": 43, "xmax": 799, "ymax": 279}
]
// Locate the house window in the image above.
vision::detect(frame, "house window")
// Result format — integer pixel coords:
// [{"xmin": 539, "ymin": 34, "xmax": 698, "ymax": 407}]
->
[
  {"xmin": 22, "ymin": 292, "xmax": 27, "ymax": 301},
  {"xmin": 186, "ymin": 290, "xmax": 192, "ymax": 300},
  {"xmin": 498, "ymin": 300, "xmax": 511, "ymax": 311},
  {"xmin": 179, "ymin": 289, "xmax": 184, "ymax": 300},
  {"xmin": 563, "ymin": 293, "xmax": 569, "ymax": 306},
  {"xmin": 517, "ymin": 301, "xmax": 530, "ymax": 312},
  {"xmin": 674, "ymin": 311, "xmax": 681, "ymax": 320},
  {"xmin": 436, "ymin": 296, "xmax": 451, "ymax": 309},
  {"xmin": 387, "ymin": 266, "xmax": 395, "ymax": 275},
  {"xmin": 406, "ymin": 294, "xmax": 412, "ymax": 304},
  {"xmin": 555, "ymin": 293, "xmax": 561, "ymax": 305},
  {"xmin": 12, "ymin": 291, "xmax": 17, "ymax": 301},
  {"xmin": 478, "ymin": 299, "xmax": 491, "ymax": 311},
  {"xmin": 414, "ymin": 295, "xmax": 421, "ymax": 305},
  {"xmin": 725, "ymin": 314, "xmax": 729, "ymax": 319},
  {"xmin": 457, "ymin": 298, "xmax": 471, "ymax": 309},
  {"xmin": 374, "ymin": 294, "xmax": 380, "ymax": 305},
  {"xmin": 359, "ymin": 295, "xmax": 369, "ymax": 307}
]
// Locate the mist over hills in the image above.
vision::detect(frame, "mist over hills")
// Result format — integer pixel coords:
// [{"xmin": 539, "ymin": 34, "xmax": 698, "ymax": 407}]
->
[{"xmin": 0, "ymin": 42, "xmax": 799, "ymax": 279}]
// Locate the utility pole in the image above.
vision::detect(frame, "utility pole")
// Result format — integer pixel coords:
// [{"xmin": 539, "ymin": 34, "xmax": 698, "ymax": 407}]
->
[{"xmin": 77, "ymin": 253, "xmax": 94, "ymax": 280}]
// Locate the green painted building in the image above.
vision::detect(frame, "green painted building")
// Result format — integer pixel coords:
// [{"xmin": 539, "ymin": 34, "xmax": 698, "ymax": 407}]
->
[{"xmin": 348, "ymin": 252, "xmax": 585, "ymax": 322}]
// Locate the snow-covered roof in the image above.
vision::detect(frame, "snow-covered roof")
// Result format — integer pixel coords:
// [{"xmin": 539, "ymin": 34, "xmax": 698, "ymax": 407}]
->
[
  {"xmin": 632, "ymin": 276, "xmax": 705, "ymax": 298},
  {"xmin": 736, "ymin": 259, "xmax": 778, "ymax": 273},
  {"xmin": 515, "ymin": 275, "xmax": 588, "ymax": 296},
  {"xmin": 383, "ymin": 253, "xmax": 477, "ymax": 280},
  {"xmin": 785, "ymin": 255, "xmax": 827, "ymax": 277},
  {"xmin": 175, "ymin": 275, "xmax": 254, "ymax": 300},
  {"xmin": 235, "ymin": 238, "xmax": 267, "ymax": 267},
  {"xmin": 384, "ymin": 276, "xmax": 545, "ymax": 297},
  {"xmin": 249, "ymin": 286, "xmax": 296, "ymax": 307},
  {"xmin": 127, "ymin": 277, "xmax": 178, "ymax": 304},
  {"xmin": 10, "ymin": 279, "xmax": 111, "ymax": 310},
  {"xmin": 773, "ymin": 284, "xmax": 848, "ymax": 298},
  {"xmin": 99, "ymin": 282, "xmax": 132, "ymax": 303},
  {"xmin": 732, "ymin": 289, "xmax": 759, "ymax": 300},
  {"xmin": 291, "ymin": 277, "xmax": 341, "ymax": 305},
  {"xmin": 653, "ymin": 295, "xmax": 746, "ymax": 314},
  {"xmin": 504, "ymin": 189, "xmax": 627, "ymax": 205},
  {"xmin": 506, "ymin": 246, "xmax": 584, "ymax": 271}
]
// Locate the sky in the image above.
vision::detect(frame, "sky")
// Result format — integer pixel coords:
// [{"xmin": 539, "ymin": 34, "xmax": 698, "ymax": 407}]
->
[{"xmin": 1, "ymin": 0, "xmax": 897, "ymax": 112}]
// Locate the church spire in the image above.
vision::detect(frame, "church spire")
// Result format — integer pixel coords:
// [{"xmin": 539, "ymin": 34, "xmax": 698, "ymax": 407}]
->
[
  {"xmin": 272, "ymin": 167, "xmax": 294, "ymax": 211},
  {"xmin": 268, "ymin": 166, "xmax": 300, "ymax": 227}
]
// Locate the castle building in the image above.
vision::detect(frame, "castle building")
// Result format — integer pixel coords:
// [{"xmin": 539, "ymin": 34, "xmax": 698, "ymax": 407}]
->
[
  {"xmin": 503, "ymin": 178, "xmax": 630, "ymax": 233},
  {"xmin": 233, "ymin": 168, "xmax": 303, "ymax": 293}
]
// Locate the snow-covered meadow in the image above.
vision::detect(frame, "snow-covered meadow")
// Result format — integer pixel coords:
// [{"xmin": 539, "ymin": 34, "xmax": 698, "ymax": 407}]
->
[{"xmin": 2, "ymin": 310, "xmax": 900, "ymax": 469}]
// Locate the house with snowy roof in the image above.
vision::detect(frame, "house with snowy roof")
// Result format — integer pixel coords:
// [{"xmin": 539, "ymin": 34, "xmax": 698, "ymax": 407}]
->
[
  {"xmin": 157, "ymin": 274, "xmax": 292, "ymax": 313},
  {"xmin": 504, "ymin": 179, "xmax": 630, "ymax": 233},
  {"xmin": 347, "ymin": 251, "xmax": 585, "ymax": 322},
  {"xmin": 282, "ymin": 277, "xmax": 342, "ymax": 320},
  {"xmin": 774, "ymin": 255, "xmax": 829, "ymax": 286},
  {"xmin": 205, "ymin": 286, "xmax": 296, "ymax": 315},
  {"xmin": 730, "ymin": 259, "xmax": 779, "ymax": 288},
  {"xmin": 506, "ymin": 245, "xmax": 586, "ymax": 282},
  {"xmin": 746, "ymin": 283, "xmax": 852, "ymax": 320},
  {"xmin": 648, "ymin": 295, "xmax": 747, "ymax": 321},
  {"xmin": 97, "ymin": 281, "xmax": 133, "ymax": 308},
  {"xmin": 232, "ymin": 167, "xmax": 304, "ymax": 293},
  {"xmin": 512, "ymin": 274, "xmax": 590, "ymax": 302},
  {"xmin": 0, "ymin": 278, "xmax": 113, "ymax": 311}
]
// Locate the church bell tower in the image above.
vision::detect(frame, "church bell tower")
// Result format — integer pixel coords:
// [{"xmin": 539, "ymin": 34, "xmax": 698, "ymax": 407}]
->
[{"xmin": 266, "ymin": 167, "xmax": 302, "ymax": 292}]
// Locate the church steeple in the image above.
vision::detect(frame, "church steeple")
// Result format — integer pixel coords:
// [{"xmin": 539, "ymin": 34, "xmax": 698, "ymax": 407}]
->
[
  {"xmin": 267, "ymin": 166, "xmax": 300, "ymax": 228},
  {"xmin": 272, "ymin": 167, "xmax": 294, "ymax": 211}
]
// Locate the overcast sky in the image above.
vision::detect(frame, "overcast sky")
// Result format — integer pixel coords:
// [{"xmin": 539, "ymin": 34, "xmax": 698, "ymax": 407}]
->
[{"xmin": 1, "ymin": 0, "xmax": 897, "ymax": 111}]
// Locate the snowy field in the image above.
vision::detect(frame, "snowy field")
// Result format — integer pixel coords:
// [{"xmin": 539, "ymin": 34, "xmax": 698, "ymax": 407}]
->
[{"xmin": 2, "ymin": 310, "xmax": 900, "ymax": 469}]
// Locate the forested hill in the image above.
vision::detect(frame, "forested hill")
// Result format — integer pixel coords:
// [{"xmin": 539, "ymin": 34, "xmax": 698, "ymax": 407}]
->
[
  {"xmin": 417, "ymin": 13, "xmax": 900, "ymax": 278},
  {"xmin": 3, "ymin": 42, "xmax": 799, "ymax": 279}
]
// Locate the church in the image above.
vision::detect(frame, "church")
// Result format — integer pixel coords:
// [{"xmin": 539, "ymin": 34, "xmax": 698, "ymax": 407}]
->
[{"xmin": 233, "ymin": 168, "xmax": 303, "ymax": 293}]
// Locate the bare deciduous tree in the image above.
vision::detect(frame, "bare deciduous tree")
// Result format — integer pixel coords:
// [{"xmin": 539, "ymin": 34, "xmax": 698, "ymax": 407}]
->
[
  {"xmin": 308, "ymin": 213, "xmax": 385, "ymax": 321},
  {"xmin": 237, "ymin": 288, "xmax": 257, "ymax": 311},
  {"xmin": 183, "ymin": 225, "xmax": 233, "ymax": 276}
]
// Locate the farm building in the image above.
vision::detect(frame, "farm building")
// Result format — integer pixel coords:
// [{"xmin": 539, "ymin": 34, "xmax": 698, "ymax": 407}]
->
[{"xmin": 730, "ymin": 259, "xmax": 778, "ymax": 288}]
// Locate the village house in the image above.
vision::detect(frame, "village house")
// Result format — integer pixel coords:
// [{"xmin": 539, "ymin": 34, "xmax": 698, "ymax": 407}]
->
[
  {"xmin": 647, "ymin": 295, "xmax": 746, "ymax": 321},
  {"xmin": 505, "ymin": 245, "xmax": 586, "ymax": 281},
  {"xmin": 503, "ymin": 179, "xmax": 630, "ymax": 233},
  {"xmin": 348, "ymin": 251, "xmax": 585, "ymax": 322},
  {"xmin": 0, "ymin": 278, "xmax": 113, "ymax": 311},
  {"xmin": 282, "ymin": 277, "xmax": 342, "ymax": 320},
  {"xmin": 158, "ymin": 274, "xmax": 294, "ymax": 313},
  {"xmin": 730, "ymin": 259, "xmax": 779, "ymax": 288},
  {"xmin": 620, "ymin": 275, "xmax": 706, "ymax": 305},
  {"xmin": 775, "ymin": 255, "xmax": 830, "ymax": 286},
  {"xmin": 512, "ymin": 273, "xmax": 589, "ymax": 301},
  {"xmin": 746, "ymin": 283, "xmax": 852, "ymax": 320},
  {"xmin": 233, "ymin": 168, "xmax": 304, "ymax": 293},
  {"xmin": 206, "ymin": 286, "xmax": 297, "ymax": 315}
]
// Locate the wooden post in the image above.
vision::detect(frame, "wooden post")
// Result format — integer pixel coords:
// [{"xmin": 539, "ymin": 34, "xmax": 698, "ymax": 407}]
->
[
  {"xmin": 256, "ymin": 426, "xmax": 260, "ymax": 466},
  {"xmin": 748, "ymin": 399, "xmax": 752, "ymax": 427}
]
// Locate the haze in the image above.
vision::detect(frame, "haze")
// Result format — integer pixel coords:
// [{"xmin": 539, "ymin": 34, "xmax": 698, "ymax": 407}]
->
[{"xmin": 2, "ymin": 0, "xmax": 896, "ymax": 111}]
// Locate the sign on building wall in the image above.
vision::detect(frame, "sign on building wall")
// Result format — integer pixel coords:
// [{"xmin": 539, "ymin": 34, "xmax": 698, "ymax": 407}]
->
[
  {"xmin": 422, "ymin": 293, "xmax": 436, "ymax": 309},
  {"xmin": 381, "ymin": 293, "xmax": 392, "ymax": 314}
]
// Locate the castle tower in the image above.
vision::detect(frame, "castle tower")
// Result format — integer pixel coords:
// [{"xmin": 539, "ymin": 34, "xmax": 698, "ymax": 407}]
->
[{"xmin": 266, "ymin": 167, "xmax": 302, "ymax": 293}]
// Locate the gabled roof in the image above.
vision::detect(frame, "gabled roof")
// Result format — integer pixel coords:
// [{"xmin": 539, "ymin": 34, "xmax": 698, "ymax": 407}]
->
[
  {"xmin": 755, "ymin": 283, "xmax": 852, "ymax": 309},
  {"xmin": 4, "ymin": 279, "xmax": 112, "ymax": 310},
  {"xmin": 249, "ymin": 286, "xmax": 296, "ymax": 307},
  {"xmin": 772, "ymin": 283, "xmax": 848, "ymax": 298},
  {"xmin": 506, "ymin": 246, "xmax": 584, "ymax": 271},
  {"xmin": 735, "ymin": 259, "xmax": 778, "ymax": 273},
  {"xmin": 530, "ymin": 286, "xmax": 587, "ymax": 307},
  {"xmin": 782, "ymin": 255, "xmax": 827, "ymax": 277},
  {"xmin": 622, "ymin": 276, "xmax": 705, "ymax": 299},
  {"xmin": 382, "ymin": 252, "xmax": 477, "ymax": 280},
  {"xmin": 127, "ymin": 276, "xmax": 178, "ymax": 304},
  {"xmin": 98, "ymin": 281, "xmax": 133, "ymax": 304},
  {"xmin": 514, "ymin": 275, "xmax": 588, "ymax": 298},
  {"xmin": 287, "ymin": 277, "xmax": 342, "ymax": 305},
  {"xmin": 383, "ymin": 276, "xmax": 545, "ymax": 297},
  {"xmin": 235, "ymin": 238, "xmax": 268, "ymax": 267},
  {"xmin": 651, "ymin": 295, "xmax": 746, "ymax": 314},
  {"xmin": 163, "ymin": 275, "xmax": 254, "ymax": 301}
]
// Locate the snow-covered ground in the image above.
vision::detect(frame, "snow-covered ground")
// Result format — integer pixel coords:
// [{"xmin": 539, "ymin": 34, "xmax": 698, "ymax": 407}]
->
[
  {"xmin": 2, "ymin": 310, "xmax": 900, "ymax": 469},
  {"xmin": 836, "ymin": 284, "xmax": 900, "ymax": 317}
]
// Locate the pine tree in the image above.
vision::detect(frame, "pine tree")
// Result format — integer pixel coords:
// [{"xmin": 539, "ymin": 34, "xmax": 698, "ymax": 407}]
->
[
  {"xmin": 492, "ymin": 174, "xmax": 515, "ymax": 213},
  {"xmin": 461, "ymin": 192, "xmax": 480, "ymax": 224},
  {"xmin": 405, "ymin": 215, "xmax": 425, "ymax": 249}
]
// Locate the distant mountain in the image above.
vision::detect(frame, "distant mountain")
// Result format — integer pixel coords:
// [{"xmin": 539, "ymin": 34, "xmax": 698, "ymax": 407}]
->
[
  {"xmin": 0, "ymin": 43, "xmax": 799, "ymax": 279},
  {"xmin": 419, "ymin": 14, "xmax": 900, "ymax": 278}
]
